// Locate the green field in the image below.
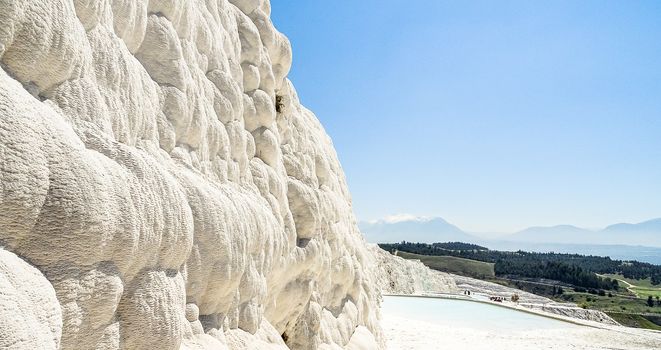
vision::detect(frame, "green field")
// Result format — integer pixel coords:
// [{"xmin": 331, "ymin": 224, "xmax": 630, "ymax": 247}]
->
[
  {"xmin": 631, "ymin": 286, "xmax": 661, "ymax": 299},
  {"xmin": 606, "ymin": 312, "xmax": 661, "ymax": 331},
  {"xmin": 602, "ymin": 274, "xmax": 661, "ymax": 299},
  {"xmin": 558, "ymin": 291, "xmax": 660, "ymax": 315},
  {"xmin": 395, "ymin": 251, "xmax": 495, "ymax": 278},
  {"xmin": 552, "ymin": 287, "xmax": 661, "ymax": 330}
]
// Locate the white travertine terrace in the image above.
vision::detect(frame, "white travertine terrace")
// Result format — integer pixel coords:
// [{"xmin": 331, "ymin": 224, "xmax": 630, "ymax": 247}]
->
[
  {"xmin": 0, "ymin": 1, "xmax": 383, "ymax": 349},
  {"xmin": 370, "ymin": 245, "xmax": 458, "ymax": 295}
]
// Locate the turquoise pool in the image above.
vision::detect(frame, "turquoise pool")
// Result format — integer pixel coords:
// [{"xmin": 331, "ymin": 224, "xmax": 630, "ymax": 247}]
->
[{"xmin": 382, "ymin": 296, "xmax": 583, "ymax": 331}]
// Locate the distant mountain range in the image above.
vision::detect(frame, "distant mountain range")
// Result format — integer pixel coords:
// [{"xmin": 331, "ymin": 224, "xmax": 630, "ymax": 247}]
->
[
  {"xmin": 510, "ymin": 218, "xmax": 661, "ymax": 247},
  {"xmin": 359, "ymin": 216, "xmax": 476, "ymax": 244},
  {"xmin": 359, "ymin": 216, "xmax": 661, "ymax": 264}
]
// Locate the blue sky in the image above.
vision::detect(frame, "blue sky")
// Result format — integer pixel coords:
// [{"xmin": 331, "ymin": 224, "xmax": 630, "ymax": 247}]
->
[{"xmin": 271, "ymin": 0, "xmax": 661, "ymax": 233}]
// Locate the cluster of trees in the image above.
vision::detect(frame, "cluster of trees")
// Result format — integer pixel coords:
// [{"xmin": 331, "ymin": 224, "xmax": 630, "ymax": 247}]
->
[
  {"xmin": 495, "ymin": 260, "xmax": 619, "ymax": 290},
  {"xmin": 380, "ymin": 241, "xmax": 661, "ymax": 288},
  {"xmin": 546, "ymin": 286, "xmax": 565, "ymax": 296},
  {"xmin": 430, "ymin": 242, "xmax": 488, "ymax": 251},
  {"xmin": 573, "ymin": 287, "xmax": 612, "ymax": 297},
  {"xmin": 647, "ymin": 296, "xmax": 661, "ymax": 307},
  {"xmin": 624, "ymin": 266, "xmax": 661, "ymax": 285}
]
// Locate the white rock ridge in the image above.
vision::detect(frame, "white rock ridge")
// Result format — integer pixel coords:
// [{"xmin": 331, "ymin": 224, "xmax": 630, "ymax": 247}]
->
[
  {"xmin": 370, "ymin": 245, "xmax": 458, "ymax": 295},
  {"xmin": 0, "ymin": 1, "xmax": 383, "ymax": 349}
]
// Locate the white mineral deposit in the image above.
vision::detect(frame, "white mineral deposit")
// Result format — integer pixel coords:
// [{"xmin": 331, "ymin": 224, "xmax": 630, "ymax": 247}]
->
[
  {"xmin": 2, "ymin": 1, "xmax": 661, "ymax": 350},
  {"xmin": 0, "ymin": 1, "xmax": 382, "ymax": 349}
]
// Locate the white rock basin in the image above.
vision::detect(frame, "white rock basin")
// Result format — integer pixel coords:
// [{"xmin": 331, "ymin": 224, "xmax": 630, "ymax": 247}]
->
[
  {"xmin": 382, "ymin": 295, "xmax": 661, "ymax": 350},
  {"xmin": 382, "ymin": 295, "xmax": 581, "ymax": 331}
]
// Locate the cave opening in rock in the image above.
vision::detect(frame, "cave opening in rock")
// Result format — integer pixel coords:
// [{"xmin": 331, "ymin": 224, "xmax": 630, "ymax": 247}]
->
[
  {"xmin": 275, "ymin": 95, "xmax": 284, "ymax": 113},
  {"xmin": 296, "ymin": 237, "xmax": 311, "ymax": 248}
]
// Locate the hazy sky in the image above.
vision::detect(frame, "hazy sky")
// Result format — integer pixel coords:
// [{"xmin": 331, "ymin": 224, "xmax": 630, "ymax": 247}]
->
[{"xmin": 271, "ymin": 0, "xmax": 661, "ymax": 233}]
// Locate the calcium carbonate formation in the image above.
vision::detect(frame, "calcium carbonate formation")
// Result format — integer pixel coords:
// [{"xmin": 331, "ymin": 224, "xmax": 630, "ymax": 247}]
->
[
  {"xmin": 0, "ymin": 1, "xmax": 383, "ymax": 349},
  {"xmin": 370, "ymin": 245, "xmax": 458, "ymax": 295}
]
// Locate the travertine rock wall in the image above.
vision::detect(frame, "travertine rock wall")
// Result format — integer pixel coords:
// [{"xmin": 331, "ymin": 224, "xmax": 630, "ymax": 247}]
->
[
  {"xmin": 0, "ymin": 248, "xmax": 62, "ymax": 349},
  {"xmin": 0, "ymin": 1, "xmax": 382, "ymax": 349},
  {"xmin": 370, "ymin": 245, "xmax": 458, "ymax": 295},
  {"xmin": 521, "ymin": 303, "xmax": 618, "ymax": 325}
]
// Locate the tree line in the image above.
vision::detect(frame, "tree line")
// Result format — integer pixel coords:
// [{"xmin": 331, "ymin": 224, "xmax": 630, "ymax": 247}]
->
[
  {"xmin": 379, "ymin": 241, "xmax": 661, "ymax": 287},
  {"xmin": 495, "ymin": 259, "xmax": 619, "ymax": 290},
  {"xmin": 430, "ymin": 242, "xmax": 489, "ymax": 251}
]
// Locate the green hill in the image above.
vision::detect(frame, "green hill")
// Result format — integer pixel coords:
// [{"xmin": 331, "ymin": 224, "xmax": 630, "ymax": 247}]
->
[
  {"xmin": 602, "ymin": 274, "xmax": 661, "ymax": 298},
  {"xmin": 395, "ymin": 251, "xmax": 495, "ymax": 278},
  {"xmin": 606, "ymin": 312, "xmax": 661, "ymax": 331}
]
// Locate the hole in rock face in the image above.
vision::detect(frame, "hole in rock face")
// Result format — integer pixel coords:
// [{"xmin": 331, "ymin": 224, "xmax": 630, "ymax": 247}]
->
[
  {"xmin": 296, "ymin": 237, "xmax": 311, "ymax": 248},
  {"xmin": 281, "ymin": 332, "xmax": 289, "ymax": 343},
  {"xmin": 22, "ymin": 81, "xmax": 45, "ymax": 101},
  {"xmin": 198, "ymin": 314, "xmax": 221, "ymax": 333},
  {"xmin": 275, "ymin": 95, "xmax": 284, "ymax": 113}
]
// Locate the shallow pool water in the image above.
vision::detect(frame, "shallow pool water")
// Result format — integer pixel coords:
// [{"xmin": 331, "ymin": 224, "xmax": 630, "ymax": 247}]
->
[{"xmin": 382, "ymin": 296, "xmax": 582, "ymax": 331}]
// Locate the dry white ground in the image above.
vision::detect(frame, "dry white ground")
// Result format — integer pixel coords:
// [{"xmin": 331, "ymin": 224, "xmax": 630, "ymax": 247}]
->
[{"xmin": 382, "ymin": 312, "xmax": 661, "ymax": 350}]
